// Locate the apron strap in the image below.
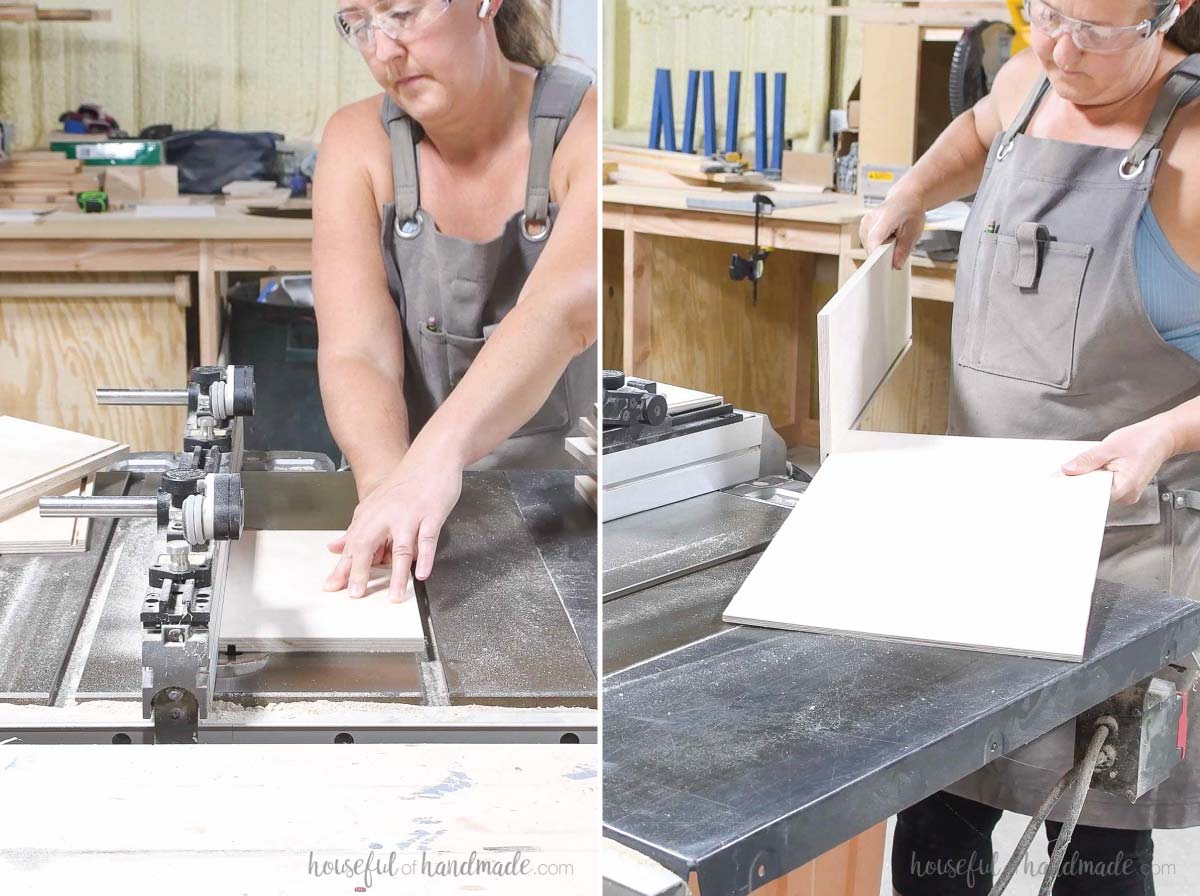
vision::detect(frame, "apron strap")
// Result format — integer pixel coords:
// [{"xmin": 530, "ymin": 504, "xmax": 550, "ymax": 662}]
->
[
  {"xmin": 997, "ymin": 76, "xmax": 1051, "ymax": 159},
  {"xmin": 382, "ymin": 94, "xmax": 422, "ymax": 225},
  {"xmin": 522, "ymin": 65, "xmax": 592, "ymax": 235},
  {"xmin": 1122, "ymin": 54, "xmax": 1200, "ymax": 175}
]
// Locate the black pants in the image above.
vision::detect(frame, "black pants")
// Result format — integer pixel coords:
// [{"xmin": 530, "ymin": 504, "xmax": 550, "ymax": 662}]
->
[{"xmin": 892, "ymin": 791, "xmax": 1155, "ymax": 895}]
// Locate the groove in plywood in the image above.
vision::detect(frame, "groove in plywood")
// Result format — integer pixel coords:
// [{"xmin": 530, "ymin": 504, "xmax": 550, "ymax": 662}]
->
[
  {"xmin": 817, "ymin": 243, "xmax": 912, "ymax": 458},
  {"xmin": 0, "ymin": 477, "xmax": 92, "ymax": 554},
  {"xmin": 0, "ymin": 418, "xmax": 126, "ymax": 519}
]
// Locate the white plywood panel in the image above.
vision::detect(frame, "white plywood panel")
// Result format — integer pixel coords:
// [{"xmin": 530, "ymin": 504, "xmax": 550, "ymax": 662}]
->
[
  {"xmin": 654, "ymin": 382, "xmax": 723, "ymax": 414},
  {"xmin": 220, "ymin": 530, "xmax": 425, "ymax": 653},
  {"xmin": 0, "ymin": 417, "xmax": 127, "ymax": 519},
  {"xmin": 817, "ymin": 243, "xmax": 912, "ymax": 460},
  {"xmin": 723, "ymin": 432, "xmax": 1113, "ymax": 661},
  {"xmin": 0, "ymin": 744, "xmax": 596, "ymax": 895}
]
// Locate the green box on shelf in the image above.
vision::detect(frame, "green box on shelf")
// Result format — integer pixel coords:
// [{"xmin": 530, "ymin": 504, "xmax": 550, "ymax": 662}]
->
[{"xmin": 49, "ymin": 139, "xmax": 165, "ymax": 166}]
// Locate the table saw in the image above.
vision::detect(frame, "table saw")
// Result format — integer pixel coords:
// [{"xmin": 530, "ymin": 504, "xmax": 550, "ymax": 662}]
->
[
  {"xmin": 0, "ymin": 367, "xmax": 596, "ymax": 745},
  {"xmin": 601, "ymin": 484, "xmax": 1200, "ymax": 895}
]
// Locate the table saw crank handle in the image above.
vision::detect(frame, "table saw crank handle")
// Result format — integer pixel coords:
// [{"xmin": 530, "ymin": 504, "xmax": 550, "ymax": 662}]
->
[{"xmin": 39, "ymin": 473, "xmax": 243, "ymax": 547}]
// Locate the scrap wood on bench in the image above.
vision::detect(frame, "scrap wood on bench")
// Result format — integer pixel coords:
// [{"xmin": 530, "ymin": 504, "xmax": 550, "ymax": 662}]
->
[
  {"xmin": 603, "ymin": 144, "xmax": 765, "ymax": 191},
  {"xmin": 0, "ymin": 151, "xmax": 100, "ymax": 210}
]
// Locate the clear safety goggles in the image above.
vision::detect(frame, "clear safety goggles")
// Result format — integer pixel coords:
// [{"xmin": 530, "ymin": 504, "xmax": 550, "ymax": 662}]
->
[
  {"xmin": 334, "ymin": 0, "xmax": 453, "ymax": 52},
  {"xmin": 1023, "ymin": 0, "xmax": 1180, "ymax": 53}
]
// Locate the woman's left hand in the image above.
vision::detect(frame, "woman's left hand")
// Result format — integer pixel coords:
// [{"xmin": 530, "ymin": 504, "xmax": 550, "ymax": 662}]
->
[
  {"xmin": 1062, "ymin": 417, "xmax": 1178, "ymax": 505},
  {"xmin": 323, "ymin": 445, "xmax": 464, "ymax": 602}
]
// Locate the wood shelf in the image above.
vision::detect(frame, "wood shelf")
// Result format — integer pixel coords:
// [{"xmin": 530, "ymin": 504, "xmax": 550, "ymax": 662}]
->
[{"xmin": 0, "ymin": 4, "xmax": 111, "ymax": 22}]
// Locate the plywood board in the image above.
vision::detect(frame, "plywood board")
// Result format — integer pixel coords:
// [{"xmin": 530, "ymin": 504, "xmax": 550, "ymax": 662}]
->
[
  {"xmin": 654, "ymin": 381, "xmax": 723, "ymax": 414},
  {"xmin": 627, "ymin": 235, "xmax": 817, "ymax": 444},
  {"xmin": 565, "ymin": 436, "xmax": 598, "ymax": 474},
  {"xmin": 723, "ymin": 432, "xmax": 1113, "ymax": 661},
  {"xmin": 0, "ymin": 417, "xmax": 126, "ymax": 520},
  {"xmin": 0, "ymin": 744, "xmax": 597, "ymax": 894},
  {"xmin": 818, "ymin": 242, "xmax": 912, "ymax": 460},
  {"xmin": 0, "ymin": 477, "xmax": 92, "ymax": 554},
  {"xmin": 0, "ymin": 279, "xmax": 189, "ymax": 452},
  {"xmin": 220, "ymin": 530, "xmax": 425, "ymax": 653}
]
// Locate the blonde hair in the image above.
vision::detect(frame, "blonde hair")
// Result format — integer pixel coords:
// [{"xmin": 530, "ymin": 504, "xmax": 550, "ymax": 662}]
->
[{"xmin": 495, "ymin": 0, "xmax": 559, "ymax": 68}]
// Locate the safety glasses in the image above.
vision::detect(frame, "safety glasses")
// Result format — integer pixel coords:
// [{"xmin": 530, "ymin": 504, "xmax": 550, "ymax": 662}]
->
[
  {"xmin": 334, "ymin": 0, "xmax": 453, "ymax": 52},
  {"xmin": 1023, "ymin": 0, "xmax": 1180, "ymax": 53}
]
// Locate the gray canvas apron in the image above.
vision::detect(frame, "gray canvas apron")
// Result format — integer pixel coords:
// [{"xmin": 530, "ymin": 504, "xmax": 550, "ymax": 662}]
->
[
  {"xmin": 378, "ymin": 64, "xmax": 596, "ymax": 470},
  {"xmin": 942, "ymin": 54, "xmax": 1200, "ymax": 829}
]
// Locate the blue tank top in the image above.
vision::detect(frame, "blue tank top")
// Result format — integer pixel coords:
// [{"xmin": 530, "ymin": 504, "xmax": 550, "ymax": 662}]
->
[{"xmin": 1136, "ymin": 204, "xmax": 1200, "ymax": 360}]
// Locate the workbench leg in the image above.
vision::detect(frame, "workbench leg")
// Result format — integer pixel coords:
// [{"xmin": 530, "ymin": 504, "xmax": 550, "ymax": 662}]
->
[
  {"xmin": 687, "ymin": 823, "xmax": 886, "ymax": 896},
  {"xmin": 622, "ymin": 229, "xmax": 653, "ymax": 374},
  {"xmin": 859, "ymin": 24, "xmax": 922, "ymax": 169},
  {"xmin": 198, "ymin": 242, "xmax": 220, "ymax": 366}
]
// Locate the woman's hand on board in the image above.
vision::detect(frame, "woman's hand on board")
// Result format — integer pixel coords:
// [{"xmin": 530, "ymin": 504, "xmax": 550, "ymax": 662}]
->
[
  {"xmin": 323, "ymin": 446, "xmax": 464, "ymax": 602},
  {"xmin": 858, "ymin": 189, "xmax": 926, "ymax": 269},
  {"xmin": 1062, "ymin": 417, "xmax": 1178, "ymax": 506}
]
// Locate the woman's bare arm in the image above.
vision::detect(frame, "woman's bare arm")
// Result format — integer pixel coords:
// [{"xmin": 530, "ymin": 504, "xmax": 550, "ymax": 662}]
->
[
  {"xmin": 861, "ymin": 50, "xmax": 1043, "ymax": 264},
  {"xmin": 313, "ymin": 99, "xmax": 411, "ymax": 497},
  {"xmin": 409, "ymin": 86, "xmax": 599, "ymax": 469}
]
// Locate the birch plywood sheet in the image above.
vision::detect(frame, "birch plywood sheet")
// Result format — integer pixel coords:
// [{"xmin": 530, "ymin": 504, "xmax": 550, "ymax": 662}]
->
[
  {"xmin": 818, "ymin": 243, "xmax": 912, "ymax": 460},
  {"xmin": 220, "ymin": 531, "xmax": 425, "ymax": 653},
  {"xmin": 0, "ymin": 478, "xmax": 92, "ymax": 554},
  {"xmin": 0, "ymin": 417, "xmax": 127, "ymax": 520},
  {"xmin": 723, "ymin": 432, "xmax": 1113, "ymax": 661}
]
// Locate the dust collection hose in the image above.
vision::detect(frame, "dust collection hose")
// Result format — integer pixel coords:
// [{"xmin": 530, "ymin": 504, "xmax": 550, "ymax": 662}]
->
[{"xmin": 987, "ymin": 718, "xmax": 1116, "ymax": 896}]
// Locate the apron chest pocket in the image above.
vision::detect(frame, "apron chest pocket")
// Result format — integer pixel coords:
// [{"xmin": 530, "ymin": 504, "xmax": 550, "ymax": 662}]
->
[
  {"xmin": 417, "ymin": 323, "xmax": 483, "ymax": 394},
  {"xmin": 958, "ymin": 226, "xmax": 1092, "ymax": 389},
  {"xmin": 418, "ymin": 322, "xmax": 572, "ymax": 438}
]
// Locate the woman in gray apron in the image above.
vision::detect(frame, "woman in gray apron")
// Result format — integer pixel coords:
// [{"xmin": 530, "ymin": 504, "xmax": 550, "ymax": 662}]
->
[
  {"xmin": 861, "ymin": 0, "xmax": 1200, "ymax": 891},
  {"xmin": 312, "ymin": 0, "xmax": 596, "ymax": 602}
]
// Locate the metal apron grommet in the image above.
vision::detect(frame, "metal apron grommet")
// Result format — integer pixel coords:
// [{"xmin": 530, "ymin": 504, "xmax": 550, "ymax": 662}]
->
[
  {"xmin": 395, "ymin": 210, "xmax": 424, "ymax": 240},
  {"xmin": 520, "ymin": 213, "xmax": 551, "ymax": 243},
  {"xmin": 1173, "ymin": 489, "xmax": 1200, "ymax": 511},
  {"xmin": 1119, "ymin": 157, "xmax": 1147, "ymax": 180}
]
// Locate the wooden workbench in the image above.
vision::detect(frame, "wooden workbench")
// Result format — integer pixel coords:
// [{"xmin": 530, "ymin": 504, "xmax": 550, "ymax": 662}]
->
[
  {"xmin": 603, "ymin": 184, "xmax": 955, "ymax": 447},
  {"xmin": 0, "ymin": 206, "xmax": 312, "ymax": 450}
]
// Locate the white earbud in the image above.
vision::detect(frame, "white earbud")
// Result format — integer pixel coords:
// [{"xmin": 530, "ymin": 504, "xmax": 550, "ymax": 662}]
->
[
  {"xmin": 1160, "ymin": 1, "xmax": 1181, "ymax": 30},
  {"xmin": 478, "ymin": 0, "xmax": 492, "ymax": 18}
]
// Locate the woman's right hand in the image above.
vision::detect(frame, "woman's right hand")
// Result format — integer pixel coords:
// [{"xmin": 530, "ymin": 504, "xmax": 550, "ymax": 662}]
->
[{"xmin": 859, "ymin": 189, "xmax": 926, "ymax": 270}]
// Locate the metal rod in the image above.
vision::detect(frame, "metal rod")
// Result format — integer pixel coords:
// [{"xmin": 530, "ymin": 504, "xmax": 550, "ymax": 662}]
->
[
  {"xmin": 96, "ymin": 389, "xmax": 188, "ymax": 406},
  {"xmin": 40, "ymin": 495, "xmax": 159, "ymax": 519}
]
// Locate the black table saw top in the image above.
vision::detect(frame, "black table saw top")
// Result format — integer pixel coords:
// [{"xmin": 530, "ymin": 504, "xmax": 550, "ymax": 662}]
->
[
  {"xmin": 602, "ymin": 493, "xmax": 1200, "ymax": 896},
  {"xmin": 0, "ymin": 467, "xmax": 596, "ymax": 711}
]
